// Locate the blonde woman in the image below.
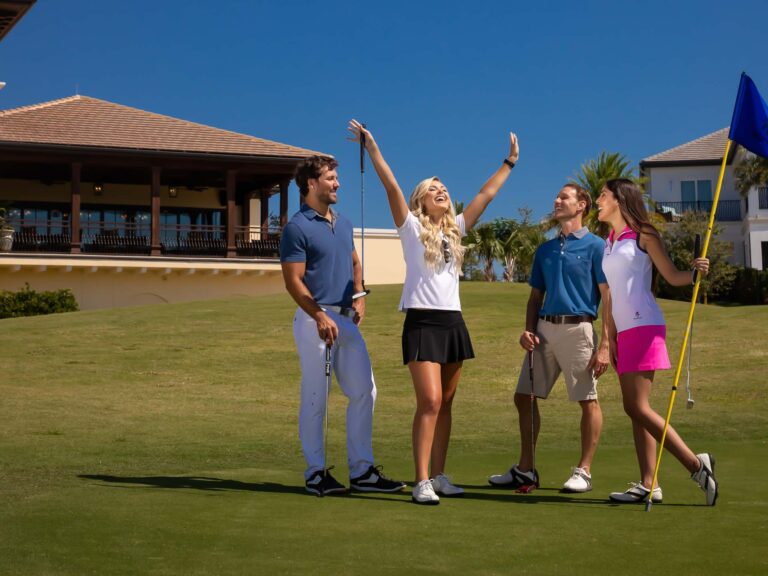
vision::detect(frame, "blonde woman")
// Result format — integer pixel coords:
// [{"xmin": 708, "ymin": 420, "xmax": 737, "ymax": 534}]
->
[{"xmin": 348, "ymin": 120, "xmax": 519, "ymax": 504}]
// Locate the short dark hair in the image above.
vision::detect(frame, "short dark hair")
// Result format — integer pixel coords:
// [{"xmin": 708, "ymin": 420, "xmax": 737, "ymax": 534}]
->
[
  {"xmin": 294, "ymin": 155, "xmax": 338, "ymax": 196},
  {"xmin": 563, "ymin": 183, "xmax": 592, "ymax": 214}
]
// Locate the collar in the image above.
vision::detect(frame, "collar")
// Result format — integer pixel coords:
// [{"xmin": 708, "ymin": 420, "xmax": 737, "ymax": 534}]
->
[
  {"xmin": 300, "ymin": 203, "xmax": 336, "ymax": 223},
  {"xmin": 559, "ymin": 226, "xmax": 589, "ymax": 241}
]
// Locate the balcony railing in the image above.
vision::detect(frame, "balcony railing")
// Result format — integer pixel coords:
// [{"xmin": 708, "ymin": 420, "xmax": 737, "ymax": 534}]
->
[
  {"xmin": 655, "ymin": 200, "xmax": 741, "ymax": 222},
  {"xmin": 5, "ymin": 219, "xmax": 283, "ymax": 259}
]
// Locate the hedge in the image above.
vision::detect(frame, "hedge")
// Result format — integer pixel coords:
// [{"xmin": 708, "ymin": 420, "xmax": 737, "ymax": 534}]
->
[{"xmin": 0, "ymin": 283, "xmax": 79, "ymax": 319}]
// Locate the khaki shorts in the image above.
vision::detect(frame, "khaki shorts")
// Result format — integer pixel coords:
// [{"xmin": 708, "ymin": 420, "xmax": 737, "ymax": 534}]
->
[{"xmin": 515, "ymin": 319, "xmax": 598, "ymax": 401}]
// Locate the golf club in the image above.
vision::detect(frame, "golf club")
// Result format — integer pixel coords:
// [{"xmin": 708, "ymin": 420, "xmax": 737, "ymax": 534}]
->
[
  {"xmin": 517, "ymin": 349, "xmax": 538, "ymax": 494},
  {"xmin": 360, "ymin": 124, "xmax": 367, "ymax": 290},
  {"xmin": 320, "ymin": 342, "xmax": 332, "ymax": 497}
]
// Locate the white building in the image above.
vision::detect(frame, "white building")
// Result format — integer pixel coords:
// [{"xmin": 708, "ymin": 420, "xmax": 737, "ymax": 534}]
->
[{"xmin": 640, "ymin": 128, "xmax": 768, "ymax": 269}]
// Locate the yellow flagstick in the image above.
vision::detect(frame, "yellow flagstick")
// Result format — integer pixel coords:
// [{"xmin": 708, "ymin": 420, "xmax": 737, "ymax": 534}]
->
[{"xmin": 645, "ymin": 139, "xmax": 732, "ymax": 512}]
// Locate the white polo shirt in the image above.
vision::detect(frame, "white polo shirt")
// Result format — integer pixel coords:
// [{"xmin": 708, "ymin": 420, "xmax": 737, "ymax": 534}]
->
[
  {"xmin": 602, "ymin": 227, "xmax": 665, "ymax": 333},
  {"xmin": 397, "ymin": 212, "xmax": 466, "ymax": 311}
]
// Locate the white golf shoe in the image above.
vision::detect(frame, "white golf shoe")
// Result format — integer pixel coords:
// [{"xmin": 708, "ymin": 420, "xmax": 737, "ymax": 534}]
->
[
  {"xmin": 691, "ymin": 453, "xmax": 718, "ymax": 506},
  {"xmin": 412, "ymin": 479, "xmax": 440, "ymax": 505},
  {"xmin": 431, "ymin": 473, "xmax": 464, "ymax": 497},
  {"xmin": 609, "ymin": 482, "xmax": 663, "ymax": 503},
  {"xmin": 561, "ymin": 467, "xmax": 592, "ymax": 493}
]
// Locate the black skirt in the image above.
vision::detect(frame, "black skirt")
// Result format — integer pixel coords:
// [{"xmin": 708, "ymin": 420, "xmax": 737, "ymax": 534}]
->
[{"xmin": 402, "ymin": 309, "xmax": 475, "ymax": 365}]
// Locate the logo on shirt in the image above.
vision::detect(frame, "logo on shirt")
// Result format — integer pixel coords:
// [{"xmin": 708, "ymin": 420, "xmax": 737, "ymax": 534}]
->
[{"xmin": 634, "ymin": 311, "xmax": 642, "ymax": 321}]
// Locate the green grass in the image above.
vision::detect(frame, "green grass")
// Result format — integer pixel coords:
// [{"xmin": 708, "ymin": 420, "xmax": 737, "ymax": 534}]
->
[{"xmin": 1, "ymin": 283, "xmax": 766, "ymax": 575}]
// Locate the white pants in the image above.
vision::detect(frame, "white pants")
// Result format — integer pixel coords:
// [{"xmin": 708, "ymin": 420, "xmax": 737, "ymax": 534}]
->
[{"xmin": 293, "ymin": 307, "xmax": 377, "ymax": 480}]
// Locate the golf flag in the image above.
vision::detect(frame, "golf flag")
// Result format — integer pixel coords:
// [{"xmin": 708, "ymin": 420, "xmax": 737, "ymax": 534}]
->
[{"xmin": 729, "ymin": 72, "xmax": 768, "ymax": 158}]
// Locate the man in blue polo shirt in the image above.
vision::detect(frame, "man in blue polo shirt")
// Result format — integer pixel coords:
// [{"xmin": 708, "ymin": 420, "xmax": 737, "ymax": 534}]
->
[
  {"xmin": 280, "ymin": 155, "xmax": 405, "ymax": 496},
  {"xmin": 489, "ymin": 184, "xmax": 610, "ymax": 494}
]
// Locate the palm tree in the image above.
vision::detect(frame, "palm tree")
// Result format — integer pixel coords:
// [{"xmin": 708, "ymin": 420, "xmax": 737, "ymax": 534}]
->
[
  {"xmin": 494, "ymin": 209, "xmax": 545, "ymax": 282},
  {"xmin": 464, "ymin": 222, "xmax": 502, "ymax": 282},
  {"xmin": 735, "ymin": 154, "xmax": 768, "ymax": 196},
  {"xmin": 571, "ymin": 151, "xmax": 640, "ymax": 232}
]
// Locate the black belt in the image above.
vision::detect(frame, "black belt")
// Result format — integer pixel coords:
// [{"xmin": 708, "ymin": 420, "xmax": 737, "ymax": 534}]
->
[
  {"xmin": 322, "ymin": 305, "xmax": 356, "ymax": 318},
  {"xmin": 540, "ymin": 314, "xmax": 594, "ymax": 324}
]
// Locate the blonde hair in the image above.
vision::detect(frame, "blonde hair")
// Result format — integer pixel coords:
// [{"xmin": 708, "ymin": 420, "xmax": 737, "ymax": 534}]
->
[{"xmin": 409, "ymin": 177, "xmax": 465, "ymax": 272}]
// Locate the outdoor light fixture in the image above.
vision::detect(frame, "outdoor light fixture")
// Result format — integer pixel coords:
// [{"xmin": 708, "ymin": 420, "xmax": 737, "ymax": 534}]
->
[
  {"xmin": 168, "ymin": 186, "xmax": 178, "ymax": 198},
  {"xmin": 93, "ymin": 183, "xmax": 103, "ymax": 196}
]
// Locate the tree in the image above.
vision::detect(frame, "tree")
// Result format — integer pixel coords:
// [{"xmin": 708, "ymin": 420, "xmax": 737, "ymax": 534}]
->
[
  {"xmin": 463, "ymin": 222, "xmax": 502, "ymax": 282},
  {"xmin": 494, "ymin": 208, "xmax": 546, "ymax": 282},
  {"xmin": 659, "ymin": 211, "xmax": 737, "ymax": 303},
  {"xmin": 735, "ymin": 154, "xmax": 768, "ymax": 196},
  {"xmin": 571, "ymin": 151, "xmax": 640, "ymax": 233}
]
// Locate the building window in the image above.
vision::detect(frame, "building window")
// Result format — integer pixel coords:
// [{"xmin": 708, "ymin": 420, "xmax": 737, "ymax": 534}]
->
[
  {"xmin": 759, "ymin": 187, "xmax": 768, "ymax": 210},
  {"xmin": 762, "ymin": 242, "xmax": 768, "ymax": 271},
  {"xmin": 681, "ymin": 181, "xmax": 696, "ymax": 211}
]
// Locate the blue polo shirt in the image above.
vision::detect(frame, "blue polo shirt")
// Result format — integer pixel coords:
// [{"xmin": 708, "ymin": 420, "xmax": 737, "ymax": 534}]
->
[
  {"xmin": 280, "ymin": 204, "xmax": 355, "ymax": 307},
  {"xmin": 529, "ymin": 227, "xmax": 606, "ymax": 318}
]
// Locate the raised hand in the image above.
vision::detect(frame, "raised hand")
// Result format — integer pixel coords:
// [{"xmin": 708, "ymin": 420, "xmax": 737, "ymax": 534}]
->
[{"xmin": 508, "ymin": 132, "xmax": 520, "ymax": 164}]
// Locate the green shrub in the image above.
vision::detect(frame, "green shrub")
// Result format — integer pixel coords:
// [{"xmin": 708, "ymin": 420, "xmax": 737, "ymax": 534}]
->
[{"xmin": 0, "ymin": 283, "xmax": 79, "ymax": 319}]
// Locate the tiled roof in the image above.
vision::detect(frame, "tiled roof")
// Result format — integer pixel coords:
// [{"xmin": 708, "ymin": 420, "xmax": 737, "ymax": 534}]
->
[
  {"xmin": 642, "ymin": 127, "xmax": 730, "ymax": 164},
  {"xmin": 0, "ymin": 95, "xmax": 325, "ymax": 159}
]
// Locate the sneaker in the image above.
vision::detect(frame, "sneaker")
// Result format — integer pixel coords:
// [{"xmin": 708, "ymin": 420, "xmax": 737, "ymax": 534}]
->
[
  {"xmin": 431, "ymin": 473, "xmax": 465, "ymax": 497},
  {"xmin": 350, "ymin": 465, "xmax": 406, "ymax": 493},
  {"xmin": 488, "ymin": 465, "xmax": 539, "ymax": 489},
  {"xmin": 562, "ymin": 467, "xmax": 592, "ymax": 493},
  {"xmin": 609, "ymin": 482, "xmax": 663, "ymax": 503},
  {"xmin": 305, "ymin": 468, "xmax": 347, "ymax": 496},
  {"xmin": 412, "ymin": 479, "xmax": 440, "ymax": 505},
  {"xmin": 691, "ymin": 453, "xmax": 718, "ymax": 506}
]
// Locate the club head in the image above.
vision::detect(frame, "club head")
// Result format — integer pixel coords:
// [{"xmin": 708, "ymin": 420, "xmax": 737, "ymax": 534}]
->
[
  {"xmin": 687, "ymin": 399, "xmax": 695, "ymax": 409},
  {"xmin": 516, "ymin": 483, "xmax": 537, "ymax": 494}
]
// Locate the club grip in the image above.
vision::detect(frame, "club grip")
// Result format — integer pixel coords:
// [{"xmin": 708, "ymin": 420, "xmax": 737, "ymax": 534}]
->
[
  {"xmin": 692, "ymin": 233, "xmax": 702, "ymax": 284},
  {"xmin": 325, "ymin": 345, "xmax": 331, "ymax": 376},
  {"xmin": 360, "ymin": 123, "xmax": 366, "ymax": 173}
]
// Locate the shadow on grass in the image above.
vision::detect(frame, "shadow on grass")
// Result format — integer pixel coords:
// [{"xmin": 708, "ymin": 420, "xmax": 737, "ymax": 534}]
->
[{"xmin": 78, "ymin": 474, "xmax": 306, "ymax": 495}]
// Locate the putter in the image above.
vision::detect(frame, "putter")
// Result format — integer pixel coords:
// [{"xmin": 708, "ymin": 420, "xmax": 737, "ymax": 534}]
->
[
  {"xmin": 517, "ymin": 349, "xmax": 539, "ymax": 494},
  {"xmin": 687, "ymin": 234, "xmax": 701, "ymax": 410},
  {"xmin": 320, "ymin": 342, "xmax": 332, "ymax": 497}
]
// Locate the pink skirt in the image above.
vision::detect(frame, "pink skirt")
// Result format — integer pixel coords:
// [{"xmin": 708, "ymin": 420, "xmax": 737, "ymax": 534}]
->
[{"xmin": 616, "ymin": 325, "xmax": 671, "ymax": 375}]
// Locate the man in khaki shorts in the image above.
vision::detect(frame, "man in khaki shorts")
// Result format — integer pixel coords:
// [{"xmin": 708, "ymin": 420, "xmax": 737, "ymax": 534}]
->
[{"xmin": 488, "ymin": 184, "xmax": 610, "ymax": 493}]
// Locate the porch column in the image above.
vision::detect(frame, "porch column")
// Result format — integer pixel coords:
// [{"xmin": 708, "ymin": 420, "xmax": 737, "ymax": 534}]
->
[
  {"xmin": 150, "ymin": 166, "xmax": 161, "ymax": 256},
  {"xmin": 260, "ymin": 190, "xmax": 269, "ymax": 239},
  {"xmin": 280, "ymin": 178, "xmax": 290, "ymax": 228},
  {"xmin": 226, "ymin": 169, "xmax": 237, "ymax": 257},
  {"xmin": 70, "ymin": 162, "xmax": 82, "ymax": 254}
]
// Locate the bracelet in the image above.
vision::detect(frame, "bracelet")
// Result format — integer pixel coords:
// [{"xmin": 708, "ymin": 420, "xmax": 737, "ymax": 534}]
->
[
  {"xmin": 352, "ymin": 290, "xmax": 370, "ymax": 300},
  {"xmin": 503, "ymin": 158, "xmax": 516, "ymax": 169}
]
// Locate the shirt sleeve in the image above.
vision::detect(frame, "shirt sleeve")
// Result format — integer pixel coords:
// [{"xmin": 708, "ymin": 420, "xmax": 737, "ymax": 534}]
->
[
  {"xmin": 591, "ymin": 237, "xmax": 607, "ymax": 284},
  {"xmin": 455, "ymin": 212, "xmax": 467, "ymax": 237},
  {"xmin": 279, "ymin": 222, "xmax": 306, "ymax": 263},
  {"xmin": 528, "ymin": 246, "xmax": 545, "ymax": 291},
  {"xmin": 397, "ymin": 212, "xmax": 420, "ymax": 238}
]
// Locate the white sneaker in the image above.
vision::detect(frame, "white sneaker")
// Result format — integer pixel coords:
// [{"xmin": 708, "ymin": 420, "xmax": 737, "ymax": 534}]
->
[
  {"xmin": 609, "ymin": 482, "xmax": 663, "ymax": 503},
  {"xmin": 412, "ymin": 479, "xmax": 440, "ymax": 505},
  {"xmin": 431, "ymin": 473, "xmax": 465, "ymax": 497},
  {"xmin": 562, "ymin": 467, "xmax": 592, "ymax": 493},
  {"xmin": 691, "ymin": 453, "xmax": 718, "ymax": 506}
]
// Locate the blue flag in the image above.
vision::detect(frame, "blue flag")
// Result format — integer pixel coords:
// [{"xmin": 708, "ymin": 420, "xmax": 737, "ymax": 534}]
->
[{"xmin": 730, "ymin": 73, "xmax": 768, "ymax": 158}]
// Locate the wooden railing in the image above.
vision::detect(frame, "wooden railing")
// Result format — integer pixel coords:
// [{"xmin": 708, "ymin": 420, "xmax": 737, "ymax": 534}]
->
[{"xmin": 4, "ymin": 220, "xmax": 287, "ymax": 259}]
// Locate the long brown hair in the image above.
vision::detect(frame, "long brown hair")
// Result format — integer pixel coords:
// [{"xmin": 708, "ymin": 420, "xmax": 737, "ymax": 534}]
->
[
  {"xmin": 604, "ymin": 179, "xmax": 660, "ymax": 240},
  {"xmin": 605, "ymin": 178, "xmax": 661, "ymax": 290}
]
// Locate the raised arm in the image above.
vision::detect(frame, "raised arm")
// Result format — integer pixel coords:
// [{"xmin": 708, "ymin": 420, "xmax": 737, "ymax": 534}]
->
[
  {"xmin": 348, "ymin": 120, "xmax": 410, "ymax": 228},
  {"xmin": 462, "ymin": 132, "xmax": 520, "ymax": 230},
  {"xmin": 640, "ymin": 231, "xmax": 709, "ymax": 287}
]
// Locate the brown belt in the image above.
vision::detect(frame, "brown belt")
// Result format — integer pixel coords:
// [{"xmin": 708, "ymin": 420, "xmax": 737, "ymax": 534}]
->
[{"xmin": 540, "ymin": 314, "xmax": 594, "ymax": 325}]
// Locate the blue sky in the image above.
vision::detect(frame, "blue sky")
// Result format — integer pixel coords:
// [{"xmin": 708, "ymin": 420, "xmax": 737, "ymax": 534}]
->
[{"xmin": 2, "ymin": 0, "xmax": 767, "ymax": 229}]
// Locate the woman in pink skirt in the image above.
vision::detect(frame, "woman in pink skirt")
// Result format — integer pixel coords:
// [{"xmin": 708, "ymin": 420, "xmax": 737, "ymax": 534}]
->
[{"xmin": 596, "ymin": 178, "xmax": 718, "ymax": 506}]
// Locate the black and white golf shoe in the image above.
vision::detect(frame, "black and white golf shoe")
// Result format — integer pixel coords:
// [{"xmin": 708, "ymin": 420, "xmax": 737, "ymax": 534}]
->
[
  {"xmin": 350, "ymin": 465, "xmax": 406, "ymax": 493},
  {"xmin": 609, "ymin": 482, "xmax": 663, "ymax": 503},
  {"xmin": 305, "ymin": 468, "xmax": 347, "ymax": 496},
  {"xmin": 692, "ymin": 452, "xmax": 718, "ymax": 506},
  {"xmin": 488, "ymin": 464, "xmax": 539, "ymax": 489}
]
